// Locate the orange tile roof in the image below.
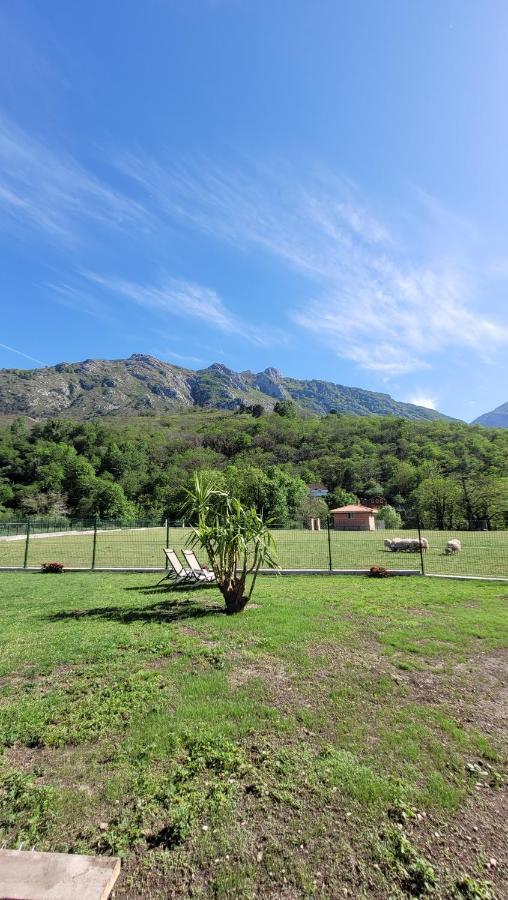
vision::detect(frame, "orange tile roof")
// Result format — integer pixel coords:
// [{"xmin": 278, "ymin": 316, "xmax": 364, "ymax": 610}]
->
[{"xmin": 330, "ymin": 504, "xmax": 375, "ymax": 513}]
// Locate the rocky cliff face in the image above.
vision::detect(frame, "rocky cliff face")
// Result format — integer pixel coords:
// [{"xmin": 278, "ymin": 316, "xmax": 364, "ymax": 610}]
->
[
  {"xmin": 252, "ymin": 368, "xmax": 287, "ymax": 400},
  {"xmin": 472, "ymin": 402, "xmax": 508, "ymax": 428},
  {"xmin": 0, "ymin": 354, "xmax": 455, "ymax": 421}
]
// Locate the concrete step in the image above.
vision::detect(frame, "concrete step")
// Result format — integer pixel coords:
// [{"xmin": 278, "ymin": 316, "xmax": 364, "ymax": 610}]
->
[{"xmin": 0, "ymin": 849, "xmax": 120, "ymax": 900}]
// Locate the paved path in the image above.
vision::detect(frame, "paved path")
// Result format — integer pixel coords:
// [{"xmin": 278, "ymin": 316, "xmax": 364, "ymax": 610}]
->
[{"xmin": 0, "ymin": 529, "xmax": 97, "ymax": 541}]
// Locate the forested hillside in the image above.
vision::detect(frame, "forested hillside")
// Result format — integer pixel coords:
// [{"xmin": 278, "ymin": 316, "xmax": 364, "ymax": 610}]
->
[{"xmin": 1, "ymin": 408, "xmax": 507, "ymax": 530}]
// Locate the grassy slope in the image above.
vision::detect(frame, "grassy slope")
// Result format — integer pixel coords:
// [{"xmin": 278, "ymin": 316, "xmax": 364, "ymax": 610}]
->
[
  {"xmin": 0, "ymin": 574, "xmax": 506, "ymax": 898},
  {"xmin": 1, "ymin": 527, "xmax": 507, "ymax": 578}
]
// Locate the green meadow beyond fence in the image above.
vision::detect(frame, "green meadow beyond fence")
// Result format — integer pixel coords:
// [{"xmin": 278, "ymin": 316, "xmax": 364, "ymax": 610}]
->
[{"xmin": 0, "ymin": 518, "xmax": 506, "ymax": 579}]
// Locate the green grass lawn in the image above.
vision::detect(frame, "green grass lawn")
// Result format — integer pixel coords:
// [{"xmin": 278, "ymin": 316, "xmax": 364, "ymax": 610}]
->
[
  {"xmin": 0, "ymin": 573, "xmax": 507, "ymax": 898},
  {"xmin": 1, "ymin": 525, "xmax": 507, "ymax": 577}
]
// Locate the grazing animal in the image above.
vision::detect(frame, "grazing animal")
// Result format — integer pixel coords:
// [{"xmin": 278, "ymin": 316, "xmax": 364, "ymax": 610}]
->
[
  {"xmin": 403, "ymin": 539, "xmax": 421, "ymax": 553},
  {"xmin": 385, "ymin": 538, "xmax": 428, "ymax": 553},
  {"xmin": 388, "ymin": 538, "xmax": 408, "ymax": 551},
  {"xmin": 445, "ymin": 538, "xmax": 461, "ymax": 554}
]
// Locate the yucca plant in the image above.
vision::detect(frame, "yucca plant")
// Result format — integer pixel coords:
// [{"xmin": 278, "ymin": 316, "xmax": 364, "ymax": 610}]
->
[{"xmin": 183, "ymin": 471, "xmax": 278, "ymax": 614}]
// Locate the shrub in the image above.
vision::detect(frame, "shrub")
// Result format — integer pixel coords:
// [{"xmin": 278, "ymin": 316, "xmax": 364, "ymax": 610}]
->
[
  {"xmin": 376, "ymin": 504, "xmax": 403, "ymax": 529},
  {"xmin": 41, "ymin": 561, "xmax": 64, "ymax": 573}
]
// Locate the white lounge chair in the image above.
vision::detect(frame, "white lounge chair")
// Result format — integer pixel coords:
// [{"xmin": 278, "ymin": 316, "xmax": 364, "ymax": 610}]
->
[
  {"xmin": 156, "ymin": 548, "xmax": 198, "ymax": 586},
  {"xmin": 182, "ymin": 548, "xmax": 215, "ymax": 582}
]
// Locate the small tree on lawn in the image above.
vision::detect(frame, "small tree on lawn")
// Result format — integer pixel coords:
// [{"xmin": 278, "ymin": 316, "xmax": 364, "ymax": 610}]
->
[
  {"xmin": 297, "ymin": 495, "xmax": 329, "ymax": 525},
  {"xmin": 376, "ymin": 504, "xmax": 402, "ymax": 529},
  {"xmin": 183, "ymin": 472, "xmax": 278, "ymax": 615}
]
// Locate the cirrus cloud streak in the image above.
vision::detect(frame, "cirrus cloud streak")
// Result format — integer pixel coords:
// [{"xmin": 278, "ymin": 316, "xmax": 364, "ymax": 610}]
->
[{"xmin": 116, "ymin": 153, "xmax": 508, "ymax": 376}]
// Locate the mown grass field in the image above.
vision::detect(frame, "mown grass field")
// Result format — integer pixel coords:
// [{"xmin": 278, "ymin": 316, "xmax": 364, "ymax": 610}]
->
[
  {"xmin": 1, "ymin": 526, "xmax": 507, "ymax": 577},
  {"xmin": 0, "ymin": 573, "xmax": 507, "ymax": 898}
]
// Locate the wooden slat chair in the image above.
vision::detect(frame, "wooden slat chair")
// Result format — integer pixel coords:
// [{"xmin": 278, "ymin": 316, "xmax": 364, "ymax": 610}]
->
[
  {"xmin": 182, "ymin": 548, "xmax": 215, "ymax": 582},
  {"xmin": 156, "ymin": 548, "xmax": 198, "ymax": 586}
]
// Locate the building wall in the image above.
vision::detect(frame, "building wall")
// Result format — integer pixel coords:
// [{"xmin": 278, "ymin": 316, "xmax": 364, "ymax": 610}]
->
[{"xmin": 332, "ymin": 513, "xmax": 375, "ymax": 531}]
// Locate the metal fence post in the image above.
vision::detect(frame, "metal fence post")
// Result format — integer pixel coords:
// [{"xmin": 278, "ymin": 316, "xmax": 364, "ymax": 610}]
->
[
  {"xmin": 327, "ymin": 516, "xmax": 333, "ymax": 573},
  {"xmin": 417, "ymin": 516, "xmax": 425, "ymax": 576},
  {"xmin": 91, "ymin": 517, "xmax": 98, "ymax": 570},
  {"xmin": 165, "ymin": 520, "xmax": 170, "ymax": 567},
  {"xmin": 23, "ymin": 518, "xmax": 31, "ymax": 569}
]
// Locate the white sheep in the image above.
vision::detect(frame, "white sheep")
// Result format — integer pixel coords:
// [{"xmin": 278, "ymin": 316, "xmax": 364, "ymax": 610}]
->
[
  {"xmin": 385, "ymin": 538, "xmax": 427, "ymax": 552},
  {"xmin": 445, "ymin": 539, "xmax": 461, "ymax": 554},
  {"xmin": 386, "ymin": 538, "xmax": 406, "ymax": 551}
]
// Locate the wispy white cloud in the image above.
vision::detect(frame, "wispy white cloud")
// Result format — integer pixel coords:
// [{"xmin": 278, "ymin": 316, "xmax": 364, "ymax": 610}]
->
[
  {"xmin": 116, "ymin": 155, "xmax": 384, "ymax": 281},
  {"xmin": 0, "ymin": 112, "xmax": 147, "ymax": 242},
  {"xmin": 3, "ymin": 112, "xmax": 504, "ymax": 376},
  {"xmin": 162, "ymin": 350, "xmax": 204, "ymax": 365},
  {"xmin": 115, "ymin": 154, "xmax": 508, "ymax": 376},
  {"xmin": 294, "ymin": 261, "xmax": 508, "ymax": 375},
  {"xmin": 407, "ymin": 392, "xmax": 437, "ymax": 410},
  {"xmin": 80, "ymin": 271, "xmax": 278, "ymax": 347},
  {"xmin": 0, "ymin": 341, "xmax": 47, "ymax": 366},
  {"xmin": 47, "ymin": 281, "xmax": 115, "ymax": 323}
]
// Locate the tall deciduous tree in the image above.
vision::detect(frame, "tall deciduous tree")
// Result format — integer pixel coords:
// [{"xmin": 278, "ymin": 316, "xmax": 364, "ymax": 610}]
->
[{"xmin": 413, "ymin": 476, "xmax": 461, "ymax": 529}]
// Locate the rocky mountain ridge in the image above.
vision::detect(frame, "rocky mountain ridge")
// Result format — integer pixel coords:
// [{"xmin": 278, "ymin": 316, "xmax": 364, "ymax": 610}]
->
[
  {"xmin": 473, "ymin": 401, "xmax": 508, "ymax": 429},
  {"xmin": 0, "ymin": 353, "xmax": 455, "ymax": 421}
]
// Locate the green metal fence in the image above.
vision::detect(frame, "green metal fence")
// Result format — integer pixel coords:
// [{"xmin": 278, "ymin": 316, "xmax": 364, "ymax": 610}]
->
[{"xmin": 0, "ymin": 518, "xmax": 506, "ymax": 578}]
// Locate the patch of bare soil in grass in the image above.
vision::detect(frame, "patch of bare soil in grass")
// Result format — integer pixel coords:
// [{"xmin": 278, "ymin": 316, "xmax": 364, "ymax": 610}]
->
[
  {"xmin": 2, "ymin": 743, "xmax": 42, "ymax": 775},
  {"xmin": 228, "ymin": 656, "xmax": 290, "ymax": 690},
  {"xmin": 455, "ymin": 649, "xmax": 508, "ymax": 734},
  {"xmin": 2, "ymin": 741, "xmax": 107, "ymax": 799},
  {"xmin": 384, "ymin": 647, "xmax": 508, "ymax": 895},
  {"xmin": 139, "ymin": 655, "xmax": 179, "ymax": 672},
  {"xmin": 401, "ymin": 783, "xmax": 508, "ymax": 899},
  {"xmin": 111, "ymin": 765, "xmax": 508, "ymax": 900},
  {"xmin": 177, "ymin": 624, "xmax": 220, "ymax": 648},
  {"xmin": 112, "ymin": 772, "xmax": 383, "ymax": 900},
  {"xmin": 397, "ymin": 648, "xmax": 508, "ymax": 738},
  {"xmin": 0, "ymin": 662, "xmax": 83, "ymax": 693},
  {"xmin": 309, "ymin": 639, "xmax": 390, "ymax": 677},
  {"xmin": 227, "ymin": 653, "xmax": 309, "ymax": 717}
]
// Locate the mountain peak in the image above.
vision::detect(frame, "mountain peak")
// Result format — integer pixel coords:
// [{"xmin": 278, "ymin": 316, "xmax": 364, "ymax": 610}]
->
[
  {"xmin": 473, "ymin": 401, "xmax": 508, "ymax": 428},
  {"xmin": 0, "ymin": 354, "xmax": 456, "ymax": 422},
  {"xmin": 205, "ymin": 363, "xmax": 234, "ymax": 375},
  {"xmin": 127, "ymin": 353, "xmax": 171, "ymax": 367}
]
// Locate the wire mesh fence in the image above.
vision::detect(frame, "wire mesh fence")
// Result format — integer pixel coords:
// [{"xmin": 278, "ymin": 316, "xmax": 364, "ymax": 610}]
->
[{"xmin": 0, "ymin": 518, "xmax": 506, "ymax": 578}]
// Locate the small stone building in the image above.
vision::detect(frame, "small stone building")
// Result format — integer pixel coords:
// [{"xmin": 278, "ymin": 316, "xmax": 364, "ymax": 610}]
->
[{"xmin": 330, "ymin": 504, "xmax": 376, "ymax": 531}]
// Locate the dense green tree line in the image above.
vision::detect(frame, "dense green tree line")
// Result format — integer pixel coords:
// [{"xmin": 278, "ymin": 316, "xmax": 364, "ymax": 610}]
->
[{"xmin": 0, "ymin": 410, "xmax": 506, "ymax": 528}]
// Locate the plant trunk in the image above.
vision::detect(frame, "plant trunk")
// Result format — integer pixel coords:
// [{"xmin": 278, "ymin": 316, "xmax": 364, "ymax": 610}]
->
[{"xmin": 221, "ymin": 585, "xmax": 249, "ymax": 615}]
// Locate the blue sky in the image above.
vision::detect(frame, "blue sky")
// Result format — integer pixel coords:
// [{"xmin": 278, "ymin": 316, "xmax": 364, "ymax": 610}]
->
[{"xmin": 1, "ymin": 0, "xmax": 507, "ymax": 421}]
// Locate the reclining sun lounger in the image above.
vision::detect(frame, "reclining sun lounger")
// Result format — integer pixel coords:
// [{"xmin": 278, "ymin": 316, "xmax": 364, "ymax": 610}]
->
[
  {"xmin": 182, "ymin": 548, "xmax": 215, "ymax": 582},
  {"xmin": 156, "ymin": 548, "xmax": 199, "ymax": 586}
]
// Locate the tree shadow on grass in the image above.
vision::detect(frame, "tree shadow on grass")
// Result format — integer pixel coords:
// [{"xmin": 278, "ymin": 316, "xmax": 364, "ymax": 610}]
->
[
  {"xmin": 123, "ymin": 581, "xmax": 218, "ymax": 598},
  {"xmin": 44, "ymin": 591, "xmax": 225, "ymax": 626}
]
